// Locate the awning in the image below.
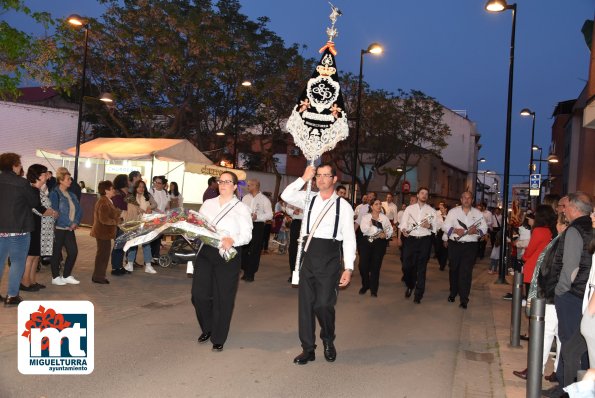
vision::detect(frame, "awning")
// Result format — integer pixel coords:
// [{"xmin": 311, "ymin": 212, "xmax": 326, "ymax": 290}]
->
[
  {"xmin": 37, "ymin": 137, "xmax": 212, "ymax": 164},
  {"xmin": 185, "ymin": 162, "xmax": 246, "ymax": 180}
]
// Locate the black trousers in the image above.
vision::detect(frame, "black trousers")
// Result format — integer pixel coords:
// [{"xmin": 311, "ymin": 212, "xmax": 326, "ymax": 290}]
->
[
  {"xmin": 447, "ymin": 241, "xmax": 479, "ymax": 305},
  {"xmin": 51, "ymin": 229, "xmax": 78, "ymax": 278},
  {"xmin": 402, "ymin": 235, "xmax": 432, "ymax": 300},
  {"xmin": 298, "ymin": 238, "xmax": 342, "ymax": 352},
  {"xmin": 477, "ymin": 237, "xmax": 487, "ymax": 259},
  {"xmin": 262, "ymin": 222, "xmax": 272, "ymax": 251},
  {"xmin": 242, "ymin": 222, "xmax": 264, "ymax": 278},
  {"xmin": 434, "ymin": 230, "xmax": 448, "ymax": 270},
  {"xmin": 555, "ymin": 292, "xmax": 588, "ymax": 386},
  {"xmin": 150, "ymin": 236, "xmax": 162, "ymax": 259},
  {"xmin": 490, "ymin": 227, "xmax": 501, "ymax": 246},
  {"xmin": 288, "ymin": 219, "xmax": 302, "ymax": 273},
  {"xmin": 191, "ymin": 245, "xmax": 241, "ymax": 345},
  {"xmin": 358, "ymin": 238, "xmax": 388, "ymax": 294}
]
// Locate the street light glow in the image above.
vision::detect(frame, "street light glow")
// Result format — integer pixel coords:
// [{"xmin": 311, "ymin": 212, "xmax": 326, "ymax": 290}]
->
[
  {"xmin": 366, "ymin": 43, "xmax": 383, "ymax": 55},
  {"xmin": 67, "ymin": 14, "xmax": 84, "ymax": 26},
  {"xmin": 479, "ymin": 157, "xmax": 486, "ymax": 163},
  {"xmin": 241, "ymin": 80, "xmax": 252, "ymax": 87},
  {"xmin": 485, "ymin": 0, "xmax": 508, "ymax": 12},
  {"xmin": 519, "ymin": 108, "xmax": 534, "ymax": 117},
  {"xmin": 99, "ymin": 93, "xmax": 114, "ymax": 103}
]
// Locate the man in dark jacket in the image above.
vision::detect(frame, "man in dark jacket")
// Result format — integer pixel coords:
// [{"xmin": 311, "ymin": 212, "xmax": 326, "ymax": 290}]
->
[{"xmin": 547, "ymin": 192, "xmax": 593, "ymax": 389}]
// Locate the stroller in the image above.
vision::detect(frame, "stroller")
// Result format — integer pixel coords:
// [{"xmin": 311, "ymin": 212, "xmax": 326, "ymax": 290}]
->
[{"xmin": 158, "ymin": 235, "xmax": 201, "ymax": 268}]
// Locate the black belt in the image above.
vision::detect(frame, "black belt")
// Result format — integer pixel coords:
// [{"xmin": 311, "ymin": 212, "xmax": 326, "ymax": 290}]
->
[
  {"xmin": 450, "ymin": 240, "xmax": 478, "ymax": 244},
  {"xmin": 410, "ymin": 235, "xmax": 431, "ymax": 239}
]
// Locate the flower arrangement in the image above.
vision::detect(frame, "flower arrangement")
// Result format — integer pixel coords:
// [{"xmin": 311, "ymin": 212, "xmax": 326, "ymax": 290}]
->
[{"xmin": 115, "ymin": 208, "xmax": 237, "ymax": 261}]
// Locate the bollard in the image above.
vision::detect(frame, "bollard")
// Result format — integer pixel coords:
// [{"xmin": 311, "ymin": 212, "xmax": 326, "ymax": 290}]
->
[
  {"xmin": 510, "ymin": 271, "xmax": 523, "ymax": 347},
  {"xmin": 526, "ymin": 298, "xmax": 545, "ymax": 398}
]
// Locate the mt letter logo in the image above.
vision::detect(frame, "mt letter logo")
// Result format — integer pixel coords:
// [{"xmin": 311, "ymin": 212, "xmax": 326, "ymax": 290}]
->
[{"xmin": 18, "ymin": 301, "xmax": 94, "ymax": 375}]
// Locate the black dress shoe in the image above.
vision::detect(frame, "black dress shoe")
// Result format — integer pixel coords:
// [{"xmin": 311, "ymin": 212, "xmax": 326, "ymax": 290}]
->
[
  {"xmin": 4, "ymin": 295, "xmax": 23, "ymax": 306},
  {"xmin": 92, "ymin": 279, "xmax": 110, "ymax": 284},
  {"xmin": 413, "ymin": 298, "xmax": 421, "ymax": 304},
  {"xmin": 198, "ymin": 332, "xmax": 211, "ymax": 343},
  {"xmin": 212, "ymin": 344, "xmax": 224, "ymax": 352},
  {"xmin": 512, "ymin": 368, "xmax": 527, "ymax": 380},
  {"xmin": 32, "ymin": 282, "xmax": 46, "ymax": 289},
  {"xmin": 448, "ymin": 296, "xmax": 456, "ymax": 303},
  {"xmin": 241, "ymin": 274, "xmax": 247, "ymax": 281},
  {"xmin": 293, "ymin": 350, "xmax": 315, "ymax": 365},
  {"xmin": 19, "ymin": 283, "xmax": 40, "ymax": 292},
  {"xmin": 544, "ymin": 371, "xmax": 558, "ymax": 383},
  {"xmin": 245, "ymin": 276, "xmax": 254, "ymax": 282},
  {"xmin": 459, "ymin": 303, "xmax": 468, "ymax": 309},
  {"xmin": 111, "ymin": 268, "xmax": 126, "ymax": 276},
  {"xmin": 359, "ymin": 287, "xmax": 368, "ymax": 295},
  {"xmin": 405, "ymin": 288, "xmax": 412, "ymax": 298},
  {"xmin": 519, "ymin": 334, "xmax": 530, "ymax": 341},
  {"xmin": 323, "ymin": 343, "xmax": 336, "ymax": 362},
  {"xmin": 371, "ymin": 292, "xmax": 377, "ymax": 297}
]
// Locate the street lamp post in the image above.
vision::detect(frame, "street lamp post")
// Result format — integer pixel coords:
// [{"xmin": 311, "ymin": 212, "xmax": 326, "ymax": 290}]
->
[
  {"xmin": 485, "ymin": 0, "xmax": 517, "ymax": 285},
  {"xmin": 351, "ymin": 42, "xmax": 383, "ymax": 206},
  {"xmin": 520, "ymin": 108, "xmax": 536, "ymax": 173},
  {"xmin": 477, "ymin": 157, "xmax": 486, "ymax": 201},
  {"xmin": 68, "ymin": 14, "xmax": 89, "ymax": 184},
  {"xmin": 232, "ymin": 80, "xmax": 252, "ymax": 168}
]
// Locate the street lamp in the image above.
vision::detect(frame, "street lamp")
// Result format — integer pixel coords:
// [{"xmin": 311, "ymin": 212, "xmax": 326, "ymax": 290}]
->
[
  {"xmin": 351, "ymin": 42, "xmax": 383, "ymax": 206},
  {"xmin": 520, "ymin": 108, "xmax": 536, "ymax": 173},
  {"xmin": 485, "ymin": 0, "xmax": 517, "ymax": 285},
  {"xmin": 68, "ymin": 14, "xmax": 90, "ymax": 185},
  {"xmin": 232, "ymin": 80, "xmax": 252, "ymax": 168},
  {"xmin": 476, "ymin": 157, "xmax": 486, "ymax": 198}
]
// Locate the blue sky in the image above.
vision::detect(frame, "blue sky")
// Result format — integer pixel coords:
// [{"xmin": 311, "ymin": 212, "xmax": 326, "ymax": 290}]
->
[{"xmin": 5, "ymin": 0, "xmax": 594, "ymax": 186}]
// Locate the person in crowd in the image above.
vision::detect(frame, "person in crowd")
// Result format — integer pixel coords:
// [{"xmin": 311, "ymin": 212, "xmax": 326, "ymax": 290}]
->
[
  {"xmin": 203, "ymin": 176, "xmax": 219, "ymax": 202},
  {"xmin": 45, "ymin": 170, "xmax": 56, "ymax": 192},
  {"xmin": 22, "ymin": 164, "xmax": 57, "ymax": 292},
  {"xmin": 512, "ymin": 204, "xmax": 558, "ymax": 380},
  {"xmin": 49, "ymin": 167, "xmax": 82, "ymax": 286},
  {"xmin": 335, "ymin": 185, "xmax": 347, "ymax": 199},
  {"xmin": 399, "ymin": 187, "xmax": 440, "ymax": 304},
  {"xmin": 580, "ymin": 215, "xmax": 595, "ymax": 371},
  {"xmin": 281, "ymin": 164, "xmax": 356, "ymax": 365},
  {"xmin": 261, "ymin": 192, "xmax": 274, "ymax": 255},
  {"xmin": 556, "ymin": 195, "xmax": 570, "ymax": 234},
  {"xmin": 354, "ymin": 194, "xmax": 369, "ymax": 221},
  {"xmin": 434, "ymin": 201, "xmax": 449, "ymax": 271},
  {"xmin": 90, "ymin": 181, "xmax": 121, "ymax": 284},
  {"xmin": 192, "ymin": 171, "xmax": 252, "ymax": 352},
  {"xmin": 477, "ymin": 202, "xmax": 492, "ymax": 259},
  {"xmin": 442, "ymin": 191, "xmax": 488, "ymax": 309},
  {"xmin": 488, "ymin": 234, "xmax": 502, "ymax": 275},
  {"xmin": 149, "ymin": 175, "xmax": 170, "ymax": 262},
  {"xmin": 241, "ymin": 179, "xmax": 273, "ymax": 282},
  {"xmin": 168, "ymin": 181, "xmax": 184, "ymax": 208},
  {"xmin": 382, "ymin": 193, "xmax": 398, "ymax": 231},
  {"xmin": 548, "ymin": 192, "xmax": 593, "ymax": 389},
  {"xmin": 109, "ymin": 174, "xmax": 130, "ymax": 276},
  {"xmin": 128, "ymin": 170, "xmax": 142, "ymax": 192},
  {"xmin": 284, "ymin": 198, "xmax": 303, "ymax": 282},
  {"xmin": 517, "ymin": 213, "xmax": 534, "ymax": 294},
  {"xmin": 79, "ymin": 181, "xmax": 88, "ymax": 193},
  {"xmin": 0, "ymin": 153, "xmax": 42, "ymax": 305},
  {"xmin": 354, "ymin": 192, "xmax": 376, "ymax": 256},
  {"xmin": 124, "ymin": 180, "xmax": 158, "ymax": 274},
  {"xmin": 490, "ymin": 207, "xmax": 503, "ymax": 247},
  {"xmin": 358, "ymin": 198, "xmax": 393, "ymax": 297}
]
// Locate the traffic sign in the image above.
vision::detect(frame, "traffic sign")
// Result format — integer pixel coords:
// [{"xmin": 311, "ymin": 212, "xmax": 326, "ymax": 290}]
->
[{"xmin": 529, "ymin": 174, "xmax": 541, "ymax": 190}]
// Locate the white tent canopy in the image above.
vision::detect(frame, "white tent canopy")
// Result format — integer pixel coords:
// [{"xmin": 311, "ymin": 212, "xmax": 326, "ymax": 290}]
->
[{"xmin": 37, "ymin": 137, "xmax": 212, "ymax": 164}]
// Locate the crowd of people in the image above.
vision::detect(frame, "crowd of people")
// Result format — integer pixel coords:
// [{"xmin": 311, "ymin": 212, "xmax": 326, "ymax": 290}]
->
[{"xmin": 2, "ymin": 153, "xmax": 594, "ymax": 392}]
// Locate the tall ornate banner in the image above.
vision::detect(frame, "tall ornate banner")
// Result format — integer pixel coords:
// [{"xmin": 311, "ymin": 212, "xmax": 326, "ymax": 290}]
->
[{"xmin": 286, "ymin": 3, "xmax": 350, "ymax": 285}]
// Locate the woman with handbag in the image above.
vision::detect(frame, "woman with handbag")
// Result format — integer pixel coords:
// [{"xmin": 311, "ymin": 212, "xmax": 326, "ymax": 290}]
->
[{"xmin": 191, "ymin": 171, "xmax": 252, "ymax": 352}]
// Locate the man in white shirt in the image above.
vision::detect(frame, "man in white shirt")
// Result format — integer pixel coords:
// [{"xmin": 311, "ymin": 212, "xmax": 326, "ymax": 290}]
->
[
  {"xmin": 241, "ymin": 179, "xmax": 273, "ymax": 282},
  {"xmin": 282, "ymin": 163, "xmax": 356, "ymax": 365},
  {"xmin": 354, "ymin": 194, "xmax": 369, "ymax": 221},
  {"xmin": 476, "ymin": 202, "xmax": 492, "ymax": 259},
  {"xmin": 149, "ymin": 175, "xmax": 170, "ymax": 262},
  {"xmin": 382, "ymin": 193, "xmax": 398, "ymax": 229},
  {"xmin": 284, "ymin": 201, "xmax": 304, "ymax": 282},
  {"xmin": 442, "ymin": 191, "xmax": 488, "ymax": 309},
  {"xmin": 399, "ymin": 187, "xmax": 439, "ymax": 304},
  {"xmin": 490, "ymin": 207, "xmax": 503, "ymax": 246}
]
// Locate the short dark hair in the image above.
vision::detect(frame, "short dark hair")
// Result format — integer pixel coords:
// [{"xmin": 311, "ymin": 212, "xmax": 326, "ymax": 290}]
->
[
  {"xmin": 98, "ymin": 180, "xmax": 114, "ymax": 196},
  {"xmin": 418, "ymin": 186, "xmax": 429, "ymax": 194},
  {"xmin": 533, "ymin": 204, "xmax": 557, "ymax": 237},
  {"xmin": 128, "ymin": 170, "xmax": 141, "ymax": 182},
  {"xmin": 335, "ymin": 185, "xmax": 346, "ymax": 192},
  {"xmin": 208, "ymin": 176, "xmax": 218, "ymax": 186},
  {"xmin": 153, "ymin": 175, "xmax": 166, "ymax": 184},
  {"xmin": 113, "ymin": 174, "xmax": 129, "ymax": 190},
  {"xmin": 316, "ymin": 163, "xmax": 336, "ymax": 177},
  {"xmin": 26, "ymin": 164, "xmax": 48, "ymax": 183},
  {"xmin": 0, "ymin": 152, "xmax": 21, "ymax": 172}
]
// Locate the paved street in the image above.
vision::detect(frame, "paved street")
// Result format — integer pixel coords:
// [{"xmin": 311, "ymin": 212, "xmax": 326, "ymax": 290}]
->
[{"xmin": 0, "ymin": 229, "xmax": 554, "ymax": 397}]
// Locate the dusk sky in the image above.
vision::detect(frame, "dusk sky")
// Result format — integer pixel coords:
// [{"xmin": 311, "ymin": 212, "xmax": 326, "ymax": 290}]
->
[{"xmin": 5, "ymin": 1, "xmax": 594, "ymax": 188}]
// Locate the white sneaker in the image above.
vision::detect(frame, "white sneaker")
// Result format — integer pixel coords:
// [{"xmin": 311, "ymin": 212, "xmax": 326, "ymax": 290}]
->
[
  {"xmin": 124, "ymin": 262, "xmax": 134, "ymax": 272},
  {"xmin": 52, "ymin": 277, "xmax": 66, "ymax": 286},
  {"xmin": 145, "ymin": 264, "xmax": 157, "ymax": 274},
  {"xmin": 62, "ymin": 276, "xmax": 80, "ymax": 285}
]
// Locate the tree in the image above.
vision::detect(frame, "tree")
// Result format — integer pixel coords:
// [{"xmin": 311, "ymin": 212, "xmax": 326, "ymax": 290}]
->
[{"xmin": 0, "ymin": 0, "xmax": 64, "ymax": 98}]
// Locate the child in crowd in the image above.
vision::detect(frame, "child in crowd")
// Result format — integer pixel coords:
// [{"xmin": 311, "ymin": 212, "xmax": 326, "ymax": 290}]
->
[{"xmin": 489, "ymin": 234, "xmax": 501, "ymax": 274}]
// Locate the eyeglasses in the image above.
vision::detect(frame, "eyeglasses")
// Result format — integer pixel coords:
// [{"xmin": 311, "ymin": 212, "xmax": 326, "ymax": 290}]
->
[
  {"xmin": 315, "ymin": 174, "xmax": 333, "ymax": 179},
  {"xmin": 217, "ymin": 180, "xmax": 234, "ymax": 185}
]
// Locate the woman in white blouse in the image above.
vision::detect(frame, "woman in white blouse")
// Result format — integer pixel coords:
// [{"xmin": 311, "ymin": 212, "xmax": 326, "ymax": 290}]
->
[
  {"xmin": 358, "ymin": 199, "xmax": 394, "ymax": 297},
  {"xmin": 192, "ymin": 171, "xmax": 252, "ymax": 352}
]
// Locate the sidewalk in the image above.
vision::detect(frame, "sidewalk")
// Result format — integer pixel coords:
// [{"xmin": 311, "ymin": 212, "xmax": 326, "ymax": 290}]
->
[{"xmin": 0, "ymin": 230, "xmax": 546, "ymax": 397}]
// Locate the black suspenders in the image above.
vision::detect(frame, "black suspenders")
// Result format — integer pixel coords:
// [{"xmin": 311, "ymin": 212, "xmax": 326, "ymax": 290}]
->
[{"xmin": 306, "ymin": 196, "xmax": 341, "ymax": 240}]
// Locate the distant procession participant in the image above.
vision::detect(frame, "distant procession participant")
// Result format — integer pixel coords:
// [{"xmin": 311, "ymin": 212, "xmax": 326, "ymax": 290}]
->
[
  {"xmin": 434, "ymin": 202, "xmax": 449, "ymax": 271},
  {"xmin": 442, "ymin": 191, "xmax": 488, "ymax": 309},
  {"xmin": 399, "ymin": 187, "xmax": 439, "ymax": 304},
  {"xmin": 358, "ymin": 199, "xmax": 393, "ymax": 297},
  {"xmin": 192, "ymin": 171, "xmax": 252, "ymax": 352},
  {"xmin": 241, "ymin": 179, "xmax": 273, "ymax": 282},
  {"xmin": 335, "ymin": 185, "xmax": 347, "ymax": 199},
  {"xmin": 149, "ymin": 175, "xmax": 169, "ymax": 267},
  {"xmin": 284, "ymin": 200, "xmax": 304, "ymax": 283},
  {"xmin": 281, "ymin": 164, "xmax": 356, "ymax": 365},
  {"xmin": 381, "ymin": 193, "xmax": 398, "ymax": 230}
]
